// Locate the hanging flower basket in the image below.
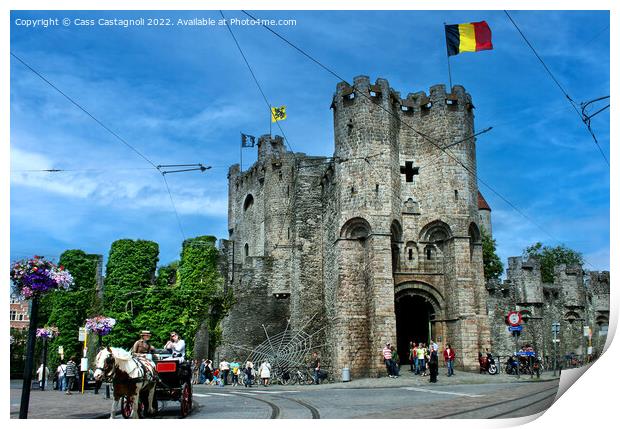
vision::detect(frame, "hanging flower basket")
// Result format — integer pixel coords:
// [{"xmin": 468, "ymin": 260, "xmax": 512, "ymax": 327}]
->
[
  {"xmin": 85, "ymin": 316, "xmax": 116, "ymax": 336},
  {"xmin": 36, "ymin": 326, "xmax": 59, "ymax": 339},
  {"xmin": 10, "ymin": 255, "xmax": 74, "ymax": 299}
]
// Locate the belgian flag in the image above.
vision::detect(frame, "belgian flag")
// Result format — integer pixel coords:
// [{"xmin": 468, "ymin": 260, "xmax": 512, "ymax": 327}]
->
[{"xmin": 445, "ymin": 21, "xmax": 493, "ymax": 56}]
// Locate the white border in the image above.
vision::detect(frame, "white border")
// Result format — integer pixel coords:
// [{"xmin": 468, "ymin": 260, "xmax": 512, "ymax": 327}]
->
[{"xmin": 3, "ymin": 1, "xmax": 616, "ymax": 428}]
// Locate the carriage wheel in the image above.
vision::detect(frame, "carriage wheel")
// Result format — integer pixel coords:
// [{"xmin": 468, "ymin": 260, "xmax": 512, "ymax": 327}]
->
[
  {"xmin": 180, "ymin": 382, "xmax": 192, "ymax": 418},
  {"xmin": 120, "ymin": 396, "xmax": 133, "ymax": 419}
]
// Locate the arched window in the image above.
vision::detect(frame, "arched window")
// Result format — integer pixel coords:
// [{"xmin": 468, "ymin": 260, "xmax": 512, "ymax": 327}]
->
[
  {"xmin": 340, "ymin": 217, "xmax": 371, "ymax": 240},
  {"xmin": 243, "ymin": 194, "xmax": 254, "ymax": 211},
  {"xmin": 244, "ymin": 243, "xmax": 249, "ymax": 259}
]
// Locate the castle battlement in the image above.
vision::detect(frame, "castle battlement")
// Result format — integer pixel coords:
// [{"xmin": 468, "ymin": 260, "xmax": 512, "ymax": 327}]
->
[{"xmin": 333, "ymin": 76, "xmax": 473, "ymax": 117}]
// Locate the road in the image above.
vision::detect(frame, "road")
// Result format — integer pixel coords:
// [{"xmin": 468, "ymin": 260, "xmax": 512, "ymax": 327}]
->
[
  {"xmin": 183, "ymin": 379, "xmax": 559, "ymax": 419},
  {"xmin": 10, "ymin": 372, "xmax": 560, "ymax": 419}
]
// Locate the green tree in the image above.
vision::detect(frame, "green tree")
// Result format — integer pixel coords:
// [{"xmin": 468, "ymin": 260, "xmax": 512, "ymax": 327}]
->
[
  {"xmin": 46, "ymin": 250, "xmax": 100, "ymax": 368},
  {"xmin": 523, "ymin": 242, "xmax": 584, "ymax": 283},
  {"xmin": 481, "ymin": 227, "xmax": 504, "ymax": 280},
  {"xmin": 103, "ymin": 239, "xmax": 159, "ymax": 348}
]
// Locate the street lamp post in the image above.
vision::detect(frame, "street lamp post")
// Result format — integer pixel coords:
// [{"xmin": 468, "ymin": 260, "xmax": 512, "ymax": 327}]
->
[{"xmin": 19, "ymin": 296, "xmax": 39, "ymax": 419}]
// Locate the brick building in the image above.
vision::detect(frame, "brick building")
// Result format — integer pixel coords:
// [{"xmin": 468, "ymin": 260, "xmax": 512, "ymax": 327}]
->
[{"xmin": 10, "ymin": 297, "xmax": 30, "ymax": 330}]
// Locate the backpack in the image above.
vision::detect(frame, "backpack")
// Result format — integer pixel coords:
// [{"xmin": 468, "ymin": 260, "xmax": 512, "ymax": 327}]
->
[{"xmin": 233, "ymin": 367, "xmax": 239, "ymax": 375}]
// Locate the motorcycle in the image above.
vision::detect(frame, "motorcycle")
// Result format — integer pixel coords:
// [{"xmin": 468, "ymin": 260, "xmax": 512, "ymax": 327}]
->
[
  {"xmin": 505, "ymin": 355, "xmax": 519, "ymax": 375},
  {"xmin": 479, "ymin": 353, "xmax": 498, "ymax": 375}
]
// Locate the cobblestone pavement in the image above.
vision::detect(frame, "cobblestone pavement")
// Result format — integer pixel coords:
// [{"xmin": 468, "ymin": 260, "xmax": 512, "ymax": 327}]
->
[{"xmin": 10, "ymin": 369, "xmax": 560, "ymax": 419}]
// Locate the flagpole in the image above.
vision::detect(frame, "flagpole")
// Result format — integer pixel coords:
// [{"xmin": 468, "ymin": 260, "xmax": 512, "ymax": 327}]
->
[
  {"xmin": 444, "ymin": 23, "xmax": 453, "ymax": 91},
  {"xmin": 269, "ymin": 105, "xmax": 272, "ymax": 137},
  {"xmin": 447, "ymin": 55, "xmax": 453, "ymax": 91},
  {"xmin": 240, "ymin": 133, "xmax": 243, "ymax": 172}
]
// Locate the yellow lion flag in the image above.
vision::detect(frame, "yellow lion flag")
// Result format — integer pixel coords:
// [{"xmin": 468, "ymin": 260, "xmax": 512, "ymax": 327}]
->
[{"xmin": 271, "ymin": 105, "xmax": 287, "ymax": 122}]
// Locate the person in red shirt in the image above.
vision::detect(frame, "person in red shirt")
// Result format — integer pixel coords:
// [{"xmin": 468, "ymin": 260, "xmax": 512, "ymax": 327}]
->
[{"xmin": 443, "ymin": 344, "xmax": 455, "ymax": 377}]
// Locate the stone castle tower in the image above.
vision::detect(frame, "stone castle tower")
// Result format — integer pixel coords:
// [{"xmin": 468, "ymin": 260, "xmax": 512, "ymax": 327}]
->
[{"xmin": 219, "ymin": 76, "xmax": 496, "ymax": 377}]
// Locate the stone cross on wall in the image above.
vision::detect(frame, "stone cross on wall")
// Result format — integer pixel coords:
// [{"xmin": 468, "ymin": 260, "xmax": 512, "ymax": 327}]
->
[{"xmin": 400, "ymin": 161, "xmax": 419, "ymax": 182}]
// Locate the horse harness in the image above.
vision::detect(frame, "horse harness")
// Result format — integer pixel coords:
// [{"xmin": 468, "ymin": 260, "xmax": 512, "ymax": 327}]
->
[{"xmin": 97, "ymin": 354, "xmax": 158, "ymax": 385}]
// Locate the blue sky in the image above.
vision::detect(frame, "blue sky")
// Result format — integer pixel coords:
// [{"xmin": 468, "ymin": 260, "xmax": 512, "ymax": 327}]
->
[{"xmin": 9, "ymin": 10, "xmax": 610, "ymax": 273}]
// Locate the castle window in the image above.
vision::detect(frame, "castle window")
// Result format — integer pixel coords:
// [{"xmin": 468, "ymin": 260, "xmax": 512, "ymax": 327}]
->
[
  {"xmin": 244, "ymin": 243, "xmax": 249, "ymax": 258},
  {"xmin": 351, "ymin": 186, "xmax": 356, "ymax": 195},
  {"xmin": 287, "ymin": 185, "xmax": 290, "ymax": 197},
  {"xmin": 454, "ymin": 190, "xmax": 458, "ymax": 201},
  {"xmin": 375, "ymin": 184, "xmax": 379, "ymax": 193},
  {"xmin": 425, "ymin": 245, "xmax": 433, "ymax": 260},
  {"xmin": 243, "ymin": 194, "xmax": 254, "ymax": 211},
  {"xmin": 408, "ymin": 248, "xmax": 413, "ymax": 261}
]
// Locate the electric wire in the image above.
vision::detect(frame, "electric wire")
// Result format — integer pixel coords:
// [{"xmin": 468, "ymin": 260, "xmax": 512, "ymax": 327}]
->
[
  {"xmin": 220, "ymin": 10, "xmax": 301, "ymax": 250},
  {"xmin": 503, "ymin": 11, "xmax": 609, "ymax": 166},
  {"xmin": 10, "ymin": 51, "xmax": 191, "ymax": 240},
  {"xmin": 239, "ymin": 10, "xmax": 560, "ymax": 246},
  {"xmin": 239, "ymin": 10, "xmax": 608, "ymax": 271}
]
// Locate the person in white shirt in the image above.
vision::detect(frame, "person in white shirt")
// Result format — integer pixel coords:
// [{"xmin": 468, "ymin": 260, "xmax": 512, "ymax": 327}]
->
[
  {"xmin": 259, "ymin": 361, "xmax": 271, "ymax": 386},
  {"xmin": 56, "ymin": 362, "xmax": 67, "ymax": 391},
  {"xmin": 164, "ymin": 331, "xmax": 186, "ymax": 362},
  {"xmin": 219, "ymin": 359, "xmax": 230, "ymax": 385},
  {"xmin": 36, "ymin": 364, "xmax": 49, "ymax": 390}
]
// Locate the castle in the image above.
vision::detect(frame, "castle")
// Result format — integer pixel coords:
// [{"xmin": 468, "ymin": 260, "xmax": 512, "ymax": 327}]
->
[{"xmin": 218, "ymin": 76, "xmax": 610, "ymax": 377}]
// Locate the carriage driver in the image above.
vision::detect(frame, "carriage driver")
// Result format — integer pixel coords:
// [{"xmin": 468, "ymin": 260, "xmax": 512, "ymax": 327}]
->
[
  {"xmin": 132, "ymin": 330, "xmax": 156, "ymax": 355},
  {"xmin": 164, "ymin": 331, "xmax": 186, "ymax": 363}
]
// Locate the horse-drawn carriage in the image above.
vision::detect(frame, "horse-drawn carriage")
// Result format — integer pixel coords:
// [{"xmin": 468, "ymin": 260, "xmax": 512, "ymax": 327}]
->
[{"xmin": 94, "ymin": 347, "xmax": 193, "ymax": 419}]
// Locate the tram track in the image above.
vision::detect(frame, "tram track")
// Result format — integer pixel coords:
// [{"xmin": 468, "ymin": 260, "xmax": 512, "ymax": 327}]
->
[
  {"xmin": 437, "ymin": 384, "xmax": 559, "ymax": 419},
  {"xmin": 231, "ymin": 391, "xmax": 320, "ymax": 419}
]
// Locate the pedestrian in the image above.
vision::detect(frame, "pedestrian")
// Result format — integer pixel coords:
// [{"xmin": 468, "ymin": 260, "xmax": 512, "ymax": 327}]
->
[
  {"xmin": 259, "ymin": 361, "xmax": 271, "ymax": 386},
  {"xmin": 443, "ymin": 343, "xmax": 455, "ymax": 377},
  {"xmin": 243, "ymin": 361, "xmax": 254, "ymax": 387},
  {"xmin": 408, "ymin": 342, "xmax": 415, "ymax": 372},
  {"xmin": 199, "ymin": 359, "xmax": 207, "ymax": 384},
  {"xmin": 205, "ymin": 359, "xmax": 214, "ymax": 383},
  {"xmin": 230, "ymin": 358, "xmax": 241, "ymax": 387},
  {"xmin": 431, "ymin": 339, "xmax": 439, "ymax": 353},
  {"xmin": 212, "ymin": 368, "xmax": 221, "ymax": 386},
  {"xmin": 412, "ymin": 342, "xmax": 419, "ymax": 374},
  {"xmin": 219, "ymin": 358, "xmax": 230, "ymax": 386},
  {"xmin": 423, "ymin": 345, "xmax": 430, "ymax": 376},
  {"xmin": 382, "ymin": 342, "xmax": 395, "ymax": 378},
  {"xmin": 429, "ymin": 349, "xmax": 439, "ymax": 383},
  {"xmin": 311, "ymin": 352, "xmax": 321, "ymax": 385},
  {"xmin": 416, "ymin": 343, "xmax": 426, "ymax": 376},
  {"xmin": 65, "ymin": 357, "xmax": 78, "ymax": 395},
  {"xmin": 56, "ymin": 361, "xmax": 67, "ymax": 391},
  {"xmin": 390, "ymin": 345, "xmax": 400, "ymax": 377},
  {"xmin": 36, "ymin": 363, "xmax": 50, "ymax": 390}
]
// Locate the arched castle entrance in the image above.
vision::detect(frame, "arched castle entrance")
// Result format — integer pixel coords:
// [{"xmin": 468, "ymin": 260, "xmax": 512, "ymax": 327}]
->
[{"xmin": 394, "ymin": 282, "xmax": 444, "ymax": 365}]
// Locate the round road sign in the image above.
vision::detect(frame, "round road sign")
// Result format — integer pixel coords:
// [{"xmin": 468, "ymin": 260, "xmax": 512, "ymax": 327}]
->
[{"xmin": 507, "ymin": 311, "xmax": 522, "ymax": 326}]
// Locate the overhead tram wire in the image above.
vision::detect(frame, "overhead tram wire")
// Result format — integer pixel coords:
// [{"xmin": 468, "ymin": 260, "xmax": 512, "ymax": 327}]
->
[
  {"xmin": 220, "ymin": 10, "xmax": 302, "ymax": 248},
  {"xmin": 10, "ymin": 52, "xmax": 194, "ymax": 240},
  {"xmin": 240, "ymin": 10, "xmax": 561, "ymax": 246},
  {"xmin": 503, "ymin": 11, "xmax": 609, "ymax": 166}
]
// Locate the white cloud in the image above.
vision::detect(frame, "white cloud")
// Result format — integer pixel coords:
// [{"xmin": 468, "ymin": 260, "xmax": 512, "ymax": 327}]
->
[{"xmin": 10, "ymin": 147, "xmax": 227, "ymax": 217}]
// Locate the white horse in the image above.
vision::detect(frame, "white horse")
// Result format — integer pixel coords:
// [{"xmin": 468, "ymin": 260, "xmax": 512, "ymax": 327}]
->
[{"xmin": 93, "ymin": 347, "xmax": 157, "ymax": 419}]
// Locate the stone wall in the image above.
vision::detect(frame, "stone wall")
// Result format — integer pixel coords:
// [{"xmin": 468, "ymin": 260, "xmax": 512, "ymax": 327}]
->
[
  {"xmin": 217, "ymin": 76, "xmax": 606, "ymax": 378},
  {"xmin": 487, "ymin": 256, "xmax": 610, "ymax": 365}
]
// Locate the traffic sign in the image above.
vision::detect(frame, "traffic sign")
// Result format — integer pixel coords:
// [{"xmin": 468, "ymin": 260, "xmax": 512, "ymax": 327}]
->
[
  {"xmin": 507, "ymin": 311, "xmax": 522, "ymax": 327},
  {"xmin": 508, "ymin": 325, "xmax": 523, "ymax": 332}
]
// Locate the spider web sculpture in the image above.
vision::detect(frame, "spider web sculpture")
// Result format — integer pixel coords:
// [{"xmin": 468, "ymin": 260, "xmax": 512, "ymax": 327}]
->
[{"xmin": 229, "ymin": 313, "xmax": 327, "ymax": 369}]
